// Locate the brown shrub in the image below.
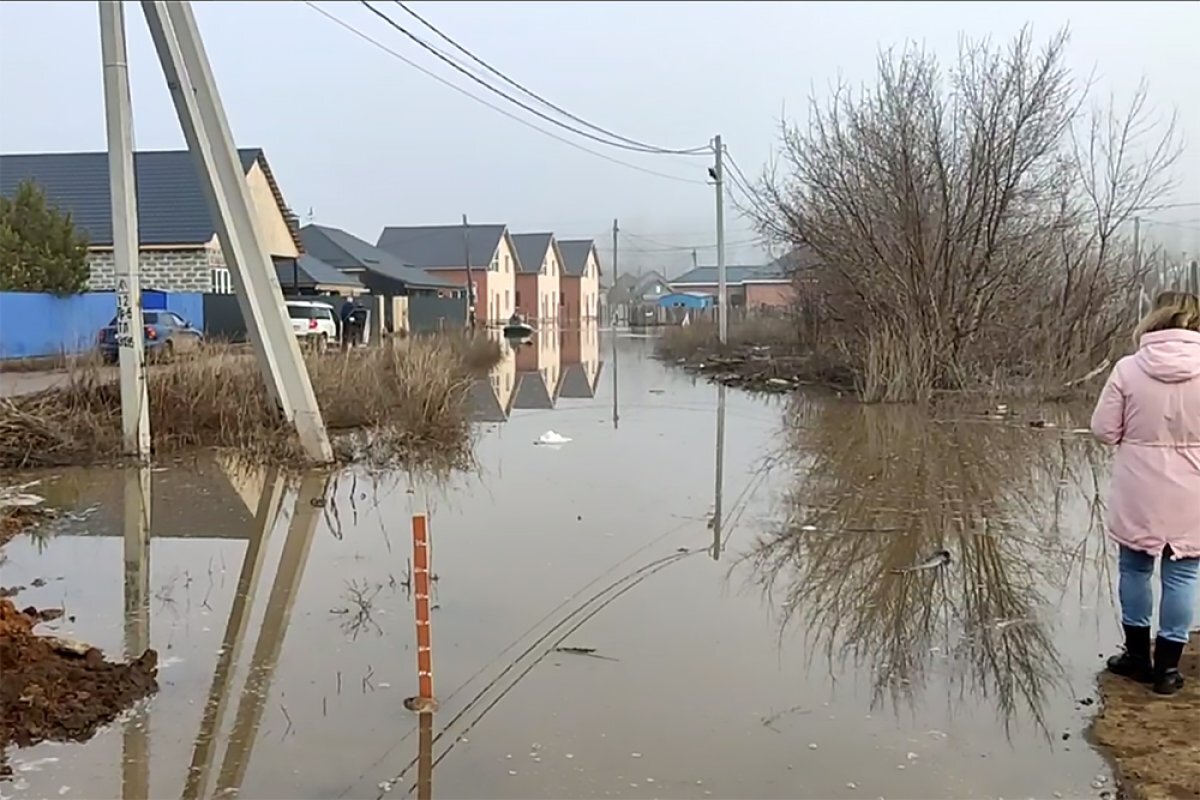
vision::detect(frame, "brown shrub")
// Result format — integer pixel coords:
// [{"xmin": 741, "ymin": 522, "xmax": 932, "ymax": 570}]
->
[{"xmin": 0, "ymin": 335, "xmax": 501, "ymax": 469}]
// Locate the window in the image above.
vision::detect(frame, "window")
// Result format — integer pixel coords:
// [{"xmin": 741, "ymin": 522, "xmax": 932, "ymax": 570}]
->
[
  {"xmin": 210, "ymin": 267, "xmax": 232, "ymax": 294},
  {"xmin": 515, "ymin": 291, "xmax": 522, "ymax": 306},
  {"xmin": 504, "ymin": 290, "xmax": 510, "ymax": 309},
  {"xmin": 560, "ymin": 292, "xmax": 565, "ymax": 306},
  {"xmin": 504, "ymin": 256, "xmax": 510, "ymax": 273},
  {"xmin": 491, "ymin": 259, "xmax": 498, "ymax": 272}
]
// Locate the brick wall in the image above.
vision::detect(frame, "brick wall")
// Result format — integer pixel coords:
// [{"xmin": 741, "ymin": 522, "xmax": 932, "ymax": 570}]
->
[{"xmin": 87, "ymin": 248, "xmax": 214, "ymax": 293}]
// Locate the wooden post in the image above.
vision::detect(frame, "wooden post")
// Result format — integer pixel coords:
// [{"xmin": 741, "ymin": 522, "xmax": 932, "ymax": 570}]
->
[{"xmin": 413, "ymin": 514, "xmax": 433, "ymax": 699}]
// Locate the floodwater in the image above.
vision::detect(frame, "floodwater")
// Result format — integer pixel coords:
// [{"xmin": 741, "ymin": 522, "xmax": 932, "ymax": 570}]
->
[{"xmin": 0, "ymin": 326, "xmax": 1122, "ymax": 799}]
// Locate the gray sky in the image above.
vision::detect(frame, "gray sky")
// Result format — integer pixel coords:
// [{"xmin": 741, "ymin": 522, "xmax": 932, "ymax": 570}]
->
[{"xmin": 1, "ymin": 1, "xmax": 1198, "ymax": 277}]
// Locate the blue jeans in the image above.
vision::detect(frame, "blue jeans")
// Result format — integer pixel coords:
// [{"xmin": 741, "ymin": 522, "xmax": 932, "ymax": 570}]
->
[{"xmin": 1118, "ymin": 545, "xmax": 1200, "ymax": 643}]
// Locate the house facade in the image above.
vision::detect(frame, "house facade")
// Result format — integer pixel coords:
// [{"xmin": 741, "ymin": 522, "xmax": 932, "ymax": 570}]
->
[
  {"xmin": 0, "ymin": 148, "xmax": 300, "ymax": 293},
  {"xmin": 669, "ymin": 263, "xmax": 794, "ymax": 310},
  {"xmin": 558, "ymin": 239, "xmax": 602, "ymax": 322},
  {"xmin": 511, "ymin": 232, "xmax": 562, "ymax": 322},
  {"xmin": 377, "ymin": 223, "xmax": 518, "ymax": 324}
]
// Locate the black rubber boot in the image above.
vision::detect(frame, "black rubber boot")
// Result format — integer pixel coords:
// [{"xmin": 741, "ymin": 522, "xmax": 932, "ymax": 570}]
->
[
  {"xmin": 1107, "ymin": 624, "xmax": 1153, "ymax": 683},
  {"xmin": 1152, "ymin": 637, "xmax": 1186, "ymax": 696}
]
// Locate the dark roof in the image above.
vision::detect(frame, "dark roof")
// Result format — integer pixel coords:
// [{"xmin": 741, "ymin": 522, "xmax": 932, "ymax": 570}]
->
[
  {"xmin": 510, "ymin": 232, "xmax": 553, "ymax": 274},
  {"xmin": 274, "ymin": 255, "xmax": 363, "ymax": 290},
  {"xmin": 0, "ymin": 148, "xmax": 302, "ymax": 250},
  {"xmin": 558, "ymin": 239, "xmax": 597, "ymax": 277},
  {"xmin": 376, "ymin": 224, "xmax": 510, "ymax": 270},
  {"xmin": 300, "ymin": 225, "xmax": 458, "ymax": 290},
  {"xmin": 670, "ymin": 263, "xmax": 786, "ymax": 285}
]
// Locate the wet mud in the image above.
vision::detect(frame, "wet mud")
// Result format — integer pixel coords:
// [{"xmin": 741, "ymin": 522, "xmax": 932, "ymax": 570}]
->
[
  {"xmin": 1092, "ymin": 634, "xmax": 1200, "ymax": 800},
  {"xmin": 0, "ymin": 598, "xmax": 158, "ymax": 779}
]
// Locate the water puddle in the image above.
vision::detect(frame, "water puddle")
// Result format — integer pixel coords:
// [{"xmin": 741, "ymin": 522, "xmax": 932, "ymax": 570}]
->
[{"xmin": 0, "ymin": 326, "xmax": 1119, "ymax": 798}]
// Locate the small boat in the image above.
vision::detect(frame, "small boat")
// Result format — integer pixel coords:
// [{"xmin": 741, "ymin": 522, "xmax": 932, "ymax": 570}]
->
[{"xmin": 503, "ymin": 314, "xmax": 535, "ymax": 339}]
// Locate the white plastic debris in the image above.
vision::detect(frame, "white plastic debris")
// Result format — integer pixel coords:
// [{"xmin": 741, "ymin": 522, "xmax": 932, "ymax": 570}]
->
[{"xmin": 536, "ymin": 431, "xmax": 572, "ymax": 446}]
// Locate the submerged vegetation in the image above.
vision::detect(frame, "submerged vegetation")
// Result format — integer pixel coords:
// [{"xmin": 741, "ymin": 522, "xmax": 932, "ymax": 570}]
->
[{"xmin": 0, "ymin": 335, "xmax": 502, "ymax": 470}]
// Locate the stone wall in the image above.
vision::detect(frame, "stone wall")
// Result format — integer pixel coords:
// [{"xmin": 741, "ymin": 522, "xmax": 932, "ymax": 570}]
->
[{"xmin": 86, "ymin": 248, "xmax": 214, "ymax": 293}]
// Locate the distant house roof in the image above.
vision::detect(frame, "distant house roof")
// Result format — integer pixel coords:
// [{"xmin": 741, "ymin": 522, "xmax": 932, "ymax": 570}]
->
[
  {"xmin": 558, "ymin": 239, "xmax": 598, "ymax": 277},
  {"xmin": 376, "ymin": 223, "xmax": 511, "ymax": 270},
  {"xmin": 510, "ymin": 233, "xmax": 555, "ymax": 274},
  {"xmin": 0, "ymin": 148, "xmax": 301, "ymax": 251},
  {"xmin": 670, "ymin": 263, "xmax": 788, "ymax": 286},
  {"xmin": 274, "ymin": 255, "xmax": 363, "ymax": 292},
  {"xmin": 299, "ymin": 224, "xmax": 458, "ymax": 290}
]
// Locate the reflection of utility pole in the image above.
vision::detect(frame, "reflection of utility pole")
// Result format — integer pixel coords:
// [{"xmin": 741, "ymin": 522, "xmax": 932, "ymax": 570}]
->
[
  {"xmin": 100, "ymin": 1, "xmax": 150, "ymax": 460},
  {"xmin": 463, "ymin": 213, "xmax": 476, "ymax": 329},
  {"xmin": 183, "ymin": 469, "xmax": 285, "ymax": 800},
  {"xmin": 692, "ymin": 248, "xmax": 698, "ymax": 272},
  {"xmin": 138, "ymin": 1, "xmax": 331, "ymax": 461},
  {"xmin": 611, "ymin": 328, "xmax": 619, "ymax": 430},
  {"xmin": 121, "ymin": 465, "xmax": 151, "ymax": 800},
  {"xmin": 215, "ymin": 473, "xmax": 327, "ymax": 796},
  {"xmin": 711, "ymin": 385, "xmax": 726, "ymax": 560}
]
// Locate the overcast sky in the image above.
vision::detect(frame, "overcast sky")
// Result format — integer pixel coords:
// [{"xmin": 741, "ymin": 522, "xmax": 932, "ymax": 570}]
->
[{"xmin": 1, "ymin": 1, "xmax": 1198, "ymax": 277}]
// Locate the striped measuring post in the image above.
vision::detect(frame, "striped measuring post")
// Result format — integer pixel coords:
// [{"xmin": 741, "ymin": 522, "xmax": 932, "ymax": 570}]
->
[{"xmin": 412, "ymin": 513, "xmax": 434, "ymax": 699}]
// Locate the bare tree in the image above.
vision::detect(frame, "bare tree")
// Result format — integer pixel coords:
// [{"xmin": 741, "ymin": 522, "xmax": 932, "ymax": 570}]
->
[{"xmin": 750, "ymin": 26, "xmax": 1180, "ymax": 401}]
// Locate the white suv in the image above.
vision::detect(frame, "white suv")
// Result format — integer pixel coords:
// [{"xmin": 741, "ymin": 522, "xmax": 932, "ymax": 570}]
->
[{"xmin": 286, "ymin": 300, "xmax": 339, "ymax": 350}]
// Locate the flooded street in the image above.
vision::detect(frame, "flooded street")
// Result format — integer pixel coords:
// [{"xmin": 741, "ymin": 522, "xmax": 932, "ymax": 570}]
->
[{"xmin": 0, "ymin": 329, "xmax": 1120, "ymax": 799}]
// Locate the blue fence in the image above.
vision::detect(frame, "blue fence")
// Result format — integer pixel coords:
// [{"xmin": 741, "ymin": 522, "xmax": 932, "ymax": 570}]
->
[{"xmin": 0, "ymin": 291, "xmax": 206, "ymax": 359}]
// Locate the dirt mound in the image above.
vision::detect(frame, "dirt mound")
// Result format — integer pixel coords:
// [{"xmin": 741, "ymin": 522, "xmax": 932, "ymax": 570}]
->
[
  {"xmin": 1092, "ymin": 635, "xmax": 1200, "ymax": 800},
  {"xmin": 0, "ymin": 599, "xmax": 158, "ymax": 779}
]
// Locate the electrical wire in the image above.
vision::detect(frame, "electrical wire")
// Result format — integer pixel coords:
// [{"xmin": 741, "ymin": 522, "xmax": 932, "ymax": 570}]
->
[
  {"xmin": 360, "ymin": 1, "xmax": 709, "ymax": 157},
  {"xmin": 389, "ymin": 0, "xmax": 709, "ymax": 157},
  {"xmin": 303, "ymin": 2, "xmax": 706, "ymax": 185}
]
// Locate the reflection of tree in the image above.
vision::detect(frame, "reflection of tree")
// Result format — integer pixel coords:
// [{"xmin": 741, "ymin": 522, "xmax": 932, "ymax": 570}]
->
[{"xmin": 744, "ymin": 400, "xmax": 1105, "ymax": 734}]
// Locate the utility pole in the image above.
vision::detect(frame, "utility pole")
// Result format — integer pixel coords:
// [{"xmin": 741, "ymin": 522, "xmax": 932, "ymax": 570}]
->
[
  {"xmin": 462, "ymin": 213, "xmax": 475, "ymax": 328},
  {"xmin": 100, "ymin": 0, "xmax": 150, "ymax": 460},
  {"xmin": 713, "ymin": 135, "xmax": 728, "ymax": 343},
  {"xmin": 139, "ymin": 1, "xmax": 331, "ymax": 462},
  {"xmin": 612, "ymin": 218, "xmax": 619, "ymax": 326}
]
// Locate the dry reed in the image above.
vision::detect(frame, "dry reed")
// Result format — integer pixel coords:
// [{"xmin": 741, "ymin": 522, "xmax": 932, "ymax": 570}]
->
[{"xmin": 0, "ymin": 334, "xmax": 501, "ymax": 470}]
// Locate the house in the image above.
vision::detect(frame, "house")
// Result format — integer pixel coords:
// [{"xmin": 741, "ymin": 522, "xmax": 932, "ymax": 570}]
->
[
  {"xmin": 274, "ymin": 255, "xmax": 365, "ymax": 297},
  {"xmin": 0, "ymin": 148, "xmax": 299, "ymax": 293},
  {"xmin": 558, "ymin": 239, "xmax": 602, "ymax": 322},
  {"xmin": 669, "ymin": 261, "xmax": 794, "ymax": 309},
  {"xmin": 514, "ymin": 329, "xmax": 561, "ymax": 409},
  {"xmin": 510, "ymin": 232, "xmax": 563, "ymax": 322},
  {"xmin": 607, "ymin": 270, "xmax": 671, "ymax": 321},
  {"xmin": 299, "ymin": 225, "xmax": 459, "ymax": 297},
  {"xmin": 376, "ymin": 223, "xmax": 519, "ymax": 324}
]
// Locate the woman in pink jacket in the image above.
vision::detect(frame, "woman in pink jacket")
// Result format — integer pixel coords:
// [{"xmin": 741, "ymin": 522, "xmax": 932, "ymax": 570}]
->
[{"xmin": 1091, "ymin": 291, "xmax": 1200, "ymax": 696}]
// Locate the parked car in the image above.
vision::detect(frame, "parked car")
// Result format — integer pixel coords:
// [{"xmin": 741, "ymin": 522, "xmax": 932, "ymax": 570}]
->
[
  {"xmin": 98, "ymin": 310, "xmax": 204, "ymax": 363},
  {"xmin": 286, "ymin": 300, "xmax": 339, "ymax": 350}
]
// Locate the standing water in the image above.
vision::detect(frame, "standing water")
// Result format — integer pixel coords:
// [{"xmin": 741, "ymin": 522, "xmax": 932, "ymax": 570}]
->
[{"xmin": 0, "ymin": 327, "xmax": 1118, "ymax": 799}]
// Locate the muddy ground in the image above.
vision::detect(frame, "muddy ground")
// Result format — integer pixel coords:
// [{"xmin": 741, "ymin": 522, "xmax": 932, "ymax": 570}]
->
[
  {"xmin": 0, "ymin": 522, "xmax": 159, "ymax": 780},
  {"xmin": 1092, "ymin": 634, "xmax": 1200, "ymax": 800},
  {"xmin": 669, "ymin": 345, "xmax": 830, "ymax": 393}
]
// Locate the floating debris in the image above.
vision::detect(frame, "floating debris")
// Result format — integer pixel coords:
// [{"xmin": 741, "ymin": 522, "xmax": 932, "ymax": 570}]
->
[
  {"xmin": 890, "ymin": 550, "xmax": 951, "ymax": 574},
  {"xmin": 402, "ymin": 696, "xmax": 438, "ymax": 713},
  {"xmin": 535, "ymin": 431, "xmax": 572, "ymax": 446}
]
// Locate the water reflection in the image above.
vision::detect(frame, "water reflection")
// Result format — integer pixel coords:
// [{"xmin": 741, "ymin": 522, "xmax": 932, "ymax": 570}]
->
[
  {"xmin": 744, "ymin": 401, "xmax": 1106, "ymax": 733},
  {"xmin": 472, "ymin": 324, "xmax": 604, "ymax": 422},
  {"xmin": 122, "ymin": 466, "xmax": 150, "ymax": 800}
]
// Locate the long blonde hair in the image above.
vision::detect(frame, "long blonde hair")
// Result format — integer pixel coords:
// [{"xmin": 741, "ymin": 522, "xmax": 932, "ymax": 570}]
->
[{"xmin": 1134, "ymin": 291, "xmax": 1200, "ymax": 344}]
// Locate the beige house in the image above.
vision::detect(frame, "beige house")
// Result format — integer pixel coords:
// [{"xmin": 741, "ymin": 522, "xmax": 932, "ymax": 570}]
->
[
  {"xmin": 511, "ymin": 232, "xmax": 563, "ymax": 323},
  {"xmin": 558, "ymin": 239, "xmax": 602, "ymax": 321},
  {"xmin": 0, "ymin": 148, "xmax": 301, "ymax": 293},
  {"xmin": 376, "ymin": 223, "xmax": 518, "ymax": 324}
]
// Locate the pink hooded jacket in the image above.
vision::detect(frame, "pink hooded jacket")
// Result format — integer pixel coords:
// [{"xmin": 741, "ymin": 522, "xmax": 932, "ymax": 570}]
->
[{"xmin": 1091, "ymin": 328, "xmax": 1200, "ymax": 559}]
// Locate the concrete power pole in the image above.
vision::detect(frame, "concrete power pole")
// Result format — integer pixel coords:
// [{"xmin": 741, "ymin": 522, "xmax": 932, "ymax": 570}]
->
[
  {"xmin": 100, "ymin": 1, "xmax": 150, "ymax": 460},
  {"xmin": 138, "ymin": 1, "xmax": 332, "ymax": 462},
  {"xmin": 462, "ymin": 213, "xmax": 475, "ymax": 328},
  {"xmin": 713, "ymin": 135, "xmax": 728, "ymax": 343}
]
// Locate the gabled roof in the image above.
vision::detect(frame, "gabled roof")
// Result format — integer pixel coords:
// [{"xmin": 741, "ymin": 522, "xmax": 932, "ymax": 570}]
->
[
  {"xmin": 376, "ymin": 223, "xmax": 510, "ymax": 270},
  {"xmin": 557, "ymin": 239, "xmax": 598, "ymax": 277},
  {"xmin": 510, "ymin": 232, "xmax": 554, "ymax": 274},
  {"xmin": 670, "ymin": 264, "xmax": 787, "ymax": 285},
  {"xmin": 0, "ymin": 148, "xmax": 301, "ymax": 250},
  {"xmin": 274, "ymin": 255, "xmax": 363, "ymax": 290},
  {"xmin": 300, "ymin": 224, "xmax": 458, "ymax": 290}
]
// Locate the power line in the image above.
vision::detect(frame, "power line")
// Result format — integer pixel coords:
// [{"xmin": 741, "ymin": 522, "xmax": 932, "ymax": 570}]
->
[
  {"xmin": 360, "ymin": 1, "xmax": 709, "ymax": 157},
  {"xmin": 303, "ymin": 2, "xmax": 706, "ymax": 185},
  {"xmin": 389, "ymin": 0, "xmax": 708, "ymax": 157}
]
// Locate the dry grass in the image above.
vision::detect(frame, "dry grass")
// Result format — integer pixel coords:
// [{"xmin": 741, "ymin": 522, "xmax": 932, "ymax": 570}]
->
[
  {"xmin": 656, "ymin": 315, "xmax": 800, "ymax": 362},
  {"xmin": 0, "ymin": 334, "xmax": 501, "ymax": 470}
]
